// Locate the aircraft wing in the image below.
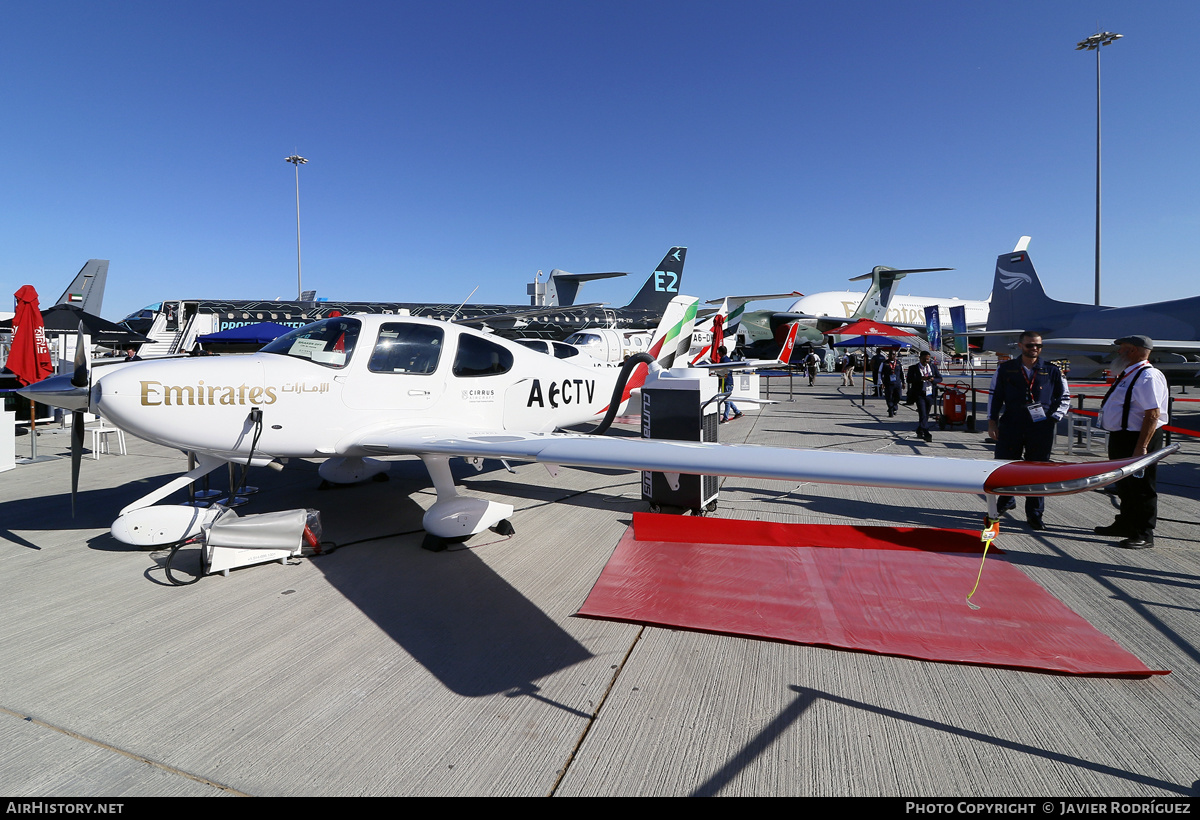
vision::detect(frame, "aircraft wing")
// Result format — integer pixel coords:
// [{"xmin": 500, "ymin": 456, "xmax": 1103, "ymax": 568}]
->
[
  {"xmin": 1039, "ymin": 338, "xmax": 1200, "ymax": 354},
  {"xmin": 690, "ymin": 360, "xmax": 786, "ymax": 373},
  {"xmin": 453, "ymin": 303, "xmax": 606, "ymax": 325},
  {"xmin": 770, "ymin": 311, "xmax": 825, "ymax": 322},
  {"xmin": 770, "ymin": 312, "xmax": 929, "ymax": 333},
  {"xmin": 355, "ymin": 426, "xmax": 1177, "ymax": 497},
  {"xmin": 704, "ymin": 292, "xmax": 802, "ymax": 305}
]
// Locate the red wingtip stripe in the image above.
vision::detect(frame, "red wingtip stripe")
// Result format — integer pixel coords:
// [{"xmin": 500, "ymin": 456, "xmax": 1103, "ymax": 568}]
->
[{"xmin": 984, "ymin": 456, "xmax": 1146, "ymax": 494}]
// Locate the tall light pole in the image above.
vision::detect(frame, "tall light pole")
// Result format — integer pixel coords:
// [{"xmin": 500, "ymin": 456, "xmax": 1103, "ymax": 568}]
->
[
  {"xmin": 285, "ymin": 154, "xmax": 308, "ymax": 300},
  {"xmin": 1075, "ymin": 31, "xmax": 1122, "ymax": 306}
]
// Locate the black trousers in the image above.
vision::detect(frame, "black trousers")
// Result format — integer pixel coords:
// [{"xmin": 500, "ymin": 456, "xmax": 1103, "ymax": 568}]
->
[
  {"xmin": 994, "ymin": 418, "xmax": 1057, "ymax": 516},
  {"xmin": 885, "ymin": 384, "xmax": 901, "ymax": 414},
  {"xmin": 914, "ymin": 391, "xmax": 934, "ymax": 431},
  {"xmin": 1107, "ymin": 428, "xmax": 1164, "ymax": 537}
]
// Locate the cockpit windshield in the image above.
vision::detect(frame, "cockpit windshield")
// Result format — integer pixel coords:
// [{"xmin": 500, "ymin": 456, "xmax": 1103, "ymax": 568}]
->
[
  {"xmin": 120, "ymin": 303, "xmax": 162, "ymax": 323},
  {"xmin": 261, "ymin": 317, "xmax": 361, "ymax": 369}
]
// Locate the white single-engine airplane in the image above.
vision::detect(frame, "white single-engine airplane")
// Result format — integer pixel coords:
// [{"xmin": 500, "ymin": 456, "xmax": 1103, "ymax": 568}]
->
[{"xmin": 22, "ymin": 296, "xmax": 1175, "ymax": 546}]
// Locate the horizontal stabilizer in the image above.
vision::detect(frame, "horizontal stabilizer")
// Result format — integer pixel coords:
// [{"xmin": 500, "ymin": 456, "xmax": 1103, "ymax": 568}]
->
[
  {"xmin": 705, "ymin": 292, "xmax": 801, "ymax": 305},
  {"xmin": 546, "ymin": 269, "xmax": 627, "ymax": 307},
  {"xmin": 847, "ymin": 267, "xmax": 952, "ymax": 282}
]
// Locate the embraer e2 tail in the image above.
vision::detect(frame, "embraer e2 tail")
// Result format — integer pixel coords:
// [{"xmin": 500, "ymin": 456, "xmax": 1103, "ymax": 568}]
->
[{"xmin": 622, "ymin": 247, "xmax": 686, "ymax": 312}]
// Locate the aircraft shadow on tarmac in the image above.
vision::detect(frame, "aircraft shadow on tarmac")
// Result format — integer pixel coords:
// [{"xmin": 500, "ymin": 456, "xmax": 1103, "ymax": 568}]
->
[
  {"xmin": 7, "ymin": 452, "xmax": 597, "ymax": 705},
  {"xmin": 309, "ymin": 536, "xmax": 595, "ymax": 705},
  {"xmin": 195, "ymin": 456, "xmax": 598, "ymax": 703},
  {"xmin": 689, "ymin": 686, "xmax": 1196, "ymax": 797},
  {"xmin": 299, "ymin": 472, "xmax": 596, "ymax": 703},
  {"xmin": 454, "ymin": 475, "xmax": 641, "ymax": 515},
  {"xmin": 0, "ymin": 481, "xmax": 181, "ymax": 543}
]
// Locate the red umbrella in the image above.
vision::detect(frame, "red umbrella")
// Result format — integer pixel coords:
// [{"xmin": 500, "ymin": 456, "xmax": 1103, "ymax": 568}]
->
[
  {"xmin": 827, "ymin": 318, "xmax": 915, "ymax": 340},
  {"xmin": 827, "ymin": 319, "xmax": 915, "ymax": 405},
  {"xmin": 9, "ymin": 285, "xmax": 53, "ymax": 386}
]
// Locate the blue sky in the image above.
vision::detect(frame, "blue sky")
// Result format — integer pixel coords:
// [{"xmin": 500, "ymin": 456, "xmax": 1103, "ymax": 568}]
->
[{"xmin": 2, "ymin": 1, "xmax": 1197, "ymax": 322}]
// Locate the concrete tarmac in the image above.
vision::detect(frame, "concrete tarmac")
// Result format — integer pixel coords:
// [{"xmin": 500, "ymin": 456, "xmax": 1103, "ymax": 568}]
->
[{"xmin": 2, "ymin": 375, "xmax": 1198, "ymax": 796}]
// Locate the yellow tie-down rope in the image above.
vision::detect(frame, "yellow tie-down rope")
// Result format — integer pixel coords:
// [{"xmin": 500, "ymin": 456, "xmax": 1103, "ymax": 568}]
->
[{"xmin": 967, "ymin": 516, "xmax": 1001, "ymax": 610}]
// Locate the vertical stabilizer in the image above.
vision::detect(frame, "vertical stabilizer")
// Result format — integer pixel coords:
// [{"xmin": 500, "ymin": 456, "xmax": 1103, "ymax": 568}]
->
[
  {"xmin": 777, "ymin": 321, "xmax": 800, "ymax": 365},
  {"xmin": 984, "ymin": 246, "xmax": 1054, "ymax": 335},
  {"xmin": 847, "ymin": 266, "xmax": 952, "ymax": 321},
  {"xmin": 623, "ymin": 247, "xmax": 686, "ymax": 311},
  {"xmin": 610, "ymin": 295, "xmax": 700, "ymax": 410},
  {"xmin": 691, "ymin": 296, "xmax": 754, "ymax": 365},
  {"xmin": 690, "ymin": 296, "xmax": 733, "ymax": 365},
  {"xmin": 647, "ymin": 295, "xmax": 700, "ymax": 370},
  {"xmin": 55, "ymin": 260, "xmax": 109, "ymax": 316},
  {"xmin": 547, "ymin": 270, "xmax": 580, "ymax": 307},
  {"xmin": 849, "ymin": 267, "xmax": 900, "ymax": 321}
]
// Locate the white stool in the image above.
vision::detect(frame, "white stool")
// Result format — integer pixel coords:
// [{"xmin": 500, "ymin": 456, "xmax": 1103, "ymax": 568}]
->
[
  {"xmin": 91, "ymin": 425, "xmax": 127, "ymax": 459},
  {"xmin": 1064, "ymin": 413, "xmax": 1109, "ymax": 455}
]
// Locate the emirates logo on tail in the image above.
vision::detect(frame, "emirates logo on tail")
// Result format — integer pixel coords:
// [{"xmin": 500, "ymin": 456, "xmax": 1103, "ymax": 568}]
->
[{"xmin": 997, "ymin": 266, "xmax": 1031, "ymax": 291}]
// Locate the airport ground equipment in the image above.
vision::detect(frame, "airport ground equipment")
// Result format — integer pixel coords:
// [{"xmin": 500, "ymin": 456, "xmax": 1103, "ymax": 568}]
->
[
  {"xmin": 640, "ymin": 368, "xmax": 720, "ymax": 514},
  {"xmin": 938, "ymin": 382, "xmax": 970, "ymax": 431},
  {"xmin": 109, "ymin": 504, "xmax": 323, "ymax": 584}
]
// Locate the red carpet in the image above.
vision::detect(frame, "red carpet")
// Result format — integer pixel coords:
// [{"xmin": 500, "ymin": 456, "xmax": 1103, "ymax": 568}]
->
[{"xmin": 577, "ymin": 513, "xmax": 1167, "ymax": 677}]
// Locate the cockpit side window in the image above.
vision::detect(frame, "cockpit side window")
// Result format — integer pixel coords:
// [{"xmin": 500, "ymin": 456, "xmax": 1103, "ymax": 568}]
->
[
  {"xmin": 368, "ymin": 323, "xmax": 444, "ymax": 374},
  {"xmin": 453, "ymin": 333, "xmax": 514, "ymax": 377},
  {"xmin": 567, "ymin": 333, "xmax": 601, "ymax": 346},
  {"xmin": 261, "ymin": 317, "xmax": 361, "ymax": 369},
  {"xmin": 515, "ymin": 339, "xmax": 548, "ymax": 354}
]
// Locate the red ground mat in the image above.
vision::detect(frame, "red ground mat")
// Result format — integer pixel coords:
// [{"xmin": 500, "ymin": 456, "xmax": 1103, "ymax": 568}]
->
[{"xmin": 577, "ymin": 513, "xmax": 1167, "ymax": 677}]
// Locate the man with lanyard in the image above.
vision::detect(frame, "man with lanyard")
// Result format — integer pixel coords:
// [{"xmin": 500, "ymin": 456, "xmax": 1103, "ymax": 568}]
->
[
  {"xmin": 906, "ymin": 349, "xmax": 942, "ymax": 442},
  {"xmin": 988, "ymin": 331, "xmax": 1070, "ymax": 530},
  {"xmin": 1095, "ymin": 335, "xmax": 1169, "ymax": 549},
  {"xmin": 880, "ymin": 349, "xmax": 903, "ymax": 417}
]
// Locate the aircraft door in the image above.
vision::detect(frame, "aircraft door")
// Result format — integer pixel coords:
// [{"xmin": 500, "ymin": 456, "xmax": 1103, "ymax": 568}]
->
[{"xmin": 340, "ymin": 322, "xmax": 446, "ymax": 413}]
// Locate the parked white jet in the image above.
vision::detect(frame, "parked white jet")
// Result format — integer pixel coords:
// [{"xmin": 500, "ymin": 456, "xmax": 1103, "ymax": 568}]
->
[
  {"xmin": 785, "ymin": 289, "xmax": 990, "ymax": 332},
  {"xmin": 22, "ymin": 296, "xmax": 1173, "ymax": 546},
  {"xmin": 740, "ymin": 267, "xmax": 988, "ymax": 354}
]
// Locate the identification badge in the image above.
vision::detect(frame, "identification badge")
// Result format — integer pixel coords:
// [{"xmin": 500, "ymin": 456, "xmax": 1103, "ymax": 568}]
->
[{"xmin": 1027, "ymin": 403, "xmax": 1046, "ymax": 422}]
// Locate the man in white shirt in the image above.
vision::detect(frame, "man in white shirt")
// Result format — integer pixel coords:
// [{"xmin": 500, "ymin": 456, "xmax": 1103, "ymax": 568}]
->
[{"xmin": 1095, "ymin": 335, "xmax": 1170, "ymax": 549}]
